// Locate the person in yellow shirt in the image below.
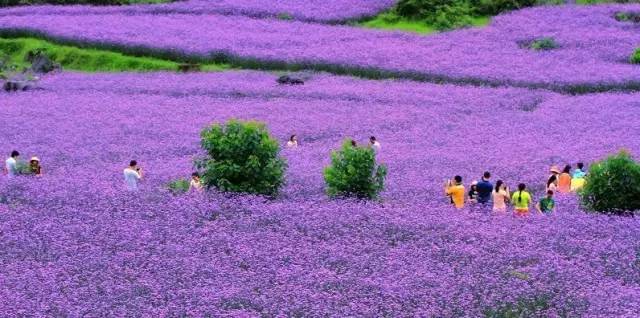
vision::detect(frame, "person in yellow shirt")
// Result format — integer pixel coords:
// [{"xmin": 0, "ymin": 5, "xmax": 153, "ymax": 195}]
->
[
  {"xmin": 445, "ymin": 175, "xmax": 465, "ymax": 209},
  {"xmin": 511, "ymin": 183, "xmax": 532, "ymax": 216}
]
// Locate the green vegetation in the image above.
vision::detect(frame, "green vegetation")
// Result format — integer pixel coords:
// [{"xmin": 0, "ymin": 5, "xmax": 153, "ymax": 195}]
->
[
  {"xmin": 580, "ymin": 151, "xmax": 640, "ymax": 215},
  {"xmin": 0, "ymin": 37, "xmax": 229, "ymax": 74},
  {"xmin": 528, "ymin": 37, "xmax": 559, "ymax": 51},
  {"xmin": 632, "ymin": 48, "xmax": 640, "ymax": 64},
  {"xmin": 324, "ymin": 139, "xmax": 387, "ymax": 199},
  {"xmin": 167, "ymin": 179, "xmax": 190, "ymax": 194},
  {"xmin": 1, "ymin": 0, "xmax": 169, "ymax": 7},
  {"xmin": 196, "ymin": 120, "xmax": 287, "ymax": 197},
  {"xmin": 392, "ymin": 0, "xmax": 535, "ymax": 31},
  {"xmin": 359, "ymin": 10, "xmax": 490, "ymax": 34},
  {"xmin": 484, "ymin": 296, "xmax": 551, "ymax": 317}
]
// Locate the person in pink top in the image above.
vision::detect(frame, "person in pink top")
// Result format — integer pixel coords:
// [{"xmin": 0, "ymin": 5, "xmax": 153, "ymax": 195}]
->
[{"xmin": 492, "ymin": 179, "xmax": 510, "ymax": 213}]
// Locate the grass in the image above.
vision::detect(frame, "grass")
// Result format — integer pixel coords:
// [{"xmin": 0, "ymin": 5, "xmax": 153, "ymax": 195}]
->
[
  {"xmin": 358, "ymin": 12, "xmax": 490, "ymax": 34},
  {"xmin": 0, "ymin": 37, "xmax": 229, "ymax": 73}
]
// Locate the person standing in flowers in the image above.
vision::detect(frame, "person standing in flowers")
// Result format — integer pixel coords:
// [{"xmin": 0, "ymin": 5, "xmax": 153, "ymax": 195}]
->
[
  {"xmin": 476, "ymin": 171, "xmax": 493, "ymax": 205},
  {"xmin": 511, "ymin": 183, "xmax": 532, "ymax": 216},
  {"xmin": 536, "ymin": 190, "xmax": 556, "ymax": 214},
  {"xmin": 3, "ymin": 150, "xmax": 20, "ymax": 178},
  {"xmin": 286, "ymin": 135, "xmax": 298, "ymax": 148},
  {"xmin": 547, "ymin": 165, "xmax": 560, "ymax": 190},
  {"xmin": 571, "ymin": 162, "xmax": 586, "ymax": 191},
  {"xmin": 492, "ymin": 180, "xmax": 510, "ymax": 213},
  {"xmin": 123, "ymin": 160, "xmax": 143, "ymax": 191},
  {"xmin": 189, "ymin": 172, "xmax": 203, "ymax": 192},
  {"xmin": 369, "ymin": 136, "xmax": 381, "ymax": 153},
  {"xmin": 557, "ymin": 164, "xmax": 572, "ymax": 193},
  {"xmin": 546, "ymin": 174, "xmax": 558, "ymax": 192},
  {"xmin": 445, "ymin": 175, "xmax": 465, "ymax": 209},
  {"xmin": 29, "ymin": 157, "xmax": 42, "ymax": 177}
]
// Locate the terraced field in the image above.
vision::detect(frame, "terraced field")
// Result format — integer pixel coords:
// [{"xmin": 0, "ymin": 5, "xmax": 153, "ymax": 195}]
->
[{"xmin": 1, "ymin": 1, "xmax": 640, "ymax": 316}]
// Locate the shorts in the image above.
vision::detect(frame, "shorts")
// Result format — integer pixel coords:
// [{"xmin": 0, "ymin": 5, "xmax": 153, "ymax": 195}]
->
[{"xmin": 514, "ymin": 208, "xmax": 529, "ymax": 216}]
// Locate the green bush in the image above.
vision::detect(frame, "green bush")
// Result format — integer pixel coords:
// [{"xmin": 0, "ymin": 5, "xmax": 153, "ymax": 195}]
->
[
  {"xmin": 580, "ymin": 151, "xmax": 640, "ymax": 214},
  {"xmin": 394, "ymin": 0, "xmax": 474, "ymax": 30},
  {"xmin": 528, "ymin": 37, "xmax": 559, "ymax": 51},
  {"xmin": 395, "ymin": 0, "xmax": 536, "ymax": 30},
  {"xmin": 631, "ymin": 48, "xmax": 640, "ymax": 64},
  {"xmin": 324, "ymin": 140, "xmax": 387, "ymax": 199},
  {"xmin": 196, "ymin": 120, "xmax": 286, "ymax": 196}
]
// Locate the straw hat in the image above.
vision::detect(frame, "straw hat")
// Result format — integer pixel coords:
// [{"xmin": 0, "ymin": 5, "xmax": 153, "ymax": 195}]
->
[
  {"xmin": 549, "ymin": 165, "xmax": 560, "ymax": 174},
  {"xmin": 30, "ymin": 156, "xmax": 40, "ymax": 162}
]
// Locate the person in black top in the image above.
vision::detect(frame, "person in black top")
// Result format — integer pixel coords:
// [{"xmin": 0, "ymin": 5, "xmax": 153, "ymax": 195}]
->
[{"xmin": 476, "ymin": 171, "xmax": 493, "ymax": 204}]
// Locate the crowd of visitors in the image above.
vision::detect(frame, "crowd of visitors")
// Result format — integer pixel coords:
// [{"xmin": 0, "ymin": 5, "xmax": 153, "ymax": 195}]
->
[{"xmin": 445, "ymin": 163, "xmax": 587, "ymax": 216}]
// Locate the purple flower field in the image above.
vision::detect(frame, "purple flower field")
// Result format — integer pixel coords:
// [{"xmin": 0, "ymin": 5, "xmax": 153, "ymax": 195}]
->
[
  {"xmin": 1, "ymin": 71, "xmax": 640, "ymax": 315},
  {"xmin": 1, "ymin": 5, "xmax": 640, "ymax": 90},
  {"xmin": 0, "ymin": 0, "xmax": 395, "ymax": 23}
]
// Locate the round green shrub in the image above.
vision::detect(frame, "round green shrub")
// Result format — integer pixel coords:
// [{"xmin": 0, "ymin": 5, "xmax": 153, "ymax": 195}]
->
[
  {"xmin": 580, "ymin": 151, "xmax": 640, "ymax": 215},
  {"xmin": 324, "ymin": 139, "xmax": 387, "ymax": 199},
  {"xmin": 631, "ymin": 48, "xmax": 640, "ymax": 64},
  {"xmin": 196, "ymin": 119, "xmax": 286, "ymax": 196}
]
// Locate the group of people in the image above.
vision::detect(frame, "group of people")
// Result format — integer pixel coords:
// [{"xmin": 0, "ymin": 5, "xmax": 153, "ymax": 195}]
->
[
  {"xmin": 3, "ymin": 150, "xmax": 43, "ymax": 178},
  {"xmin": 286, "ymin": 134, "xmax": 382, "ymax": 153},
  {"xmin": 445, "ymin": 163, "xmax": 588, "ymax": 216}
]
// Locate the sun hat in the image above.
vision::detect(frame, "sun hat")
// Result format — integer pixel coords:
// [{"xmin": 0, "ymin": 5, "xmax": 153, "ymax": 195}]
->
[
  {"xmin": 30, "ymin": 156, "xmax": 40, "ymax": 162},
  {"xmin": 549, "ymin": 165, "xmax": 560, "ymax": 174}
]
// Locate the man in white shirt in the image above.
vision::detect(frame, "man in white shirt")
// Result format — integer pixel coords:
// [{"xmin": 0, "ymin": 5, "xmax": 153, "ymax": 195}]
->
[
  {"xmin": 4, "ymin": 150, "xmax": 20, "ymax": 178},
  {"xmin": 369, "ymin": 136, "xmax": 381, "ymax": 152},
  {"xmin": 123, "ymin": 160, "xmax": 143, "ymax": 191}
]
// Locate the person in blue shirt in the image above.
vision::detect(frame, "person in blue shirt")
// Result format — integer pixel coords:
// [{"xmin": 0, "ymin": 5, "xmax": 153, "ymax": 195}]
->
[{"xmin": 476, "ymin": 171, "xmax": 494, "ymax": 205}]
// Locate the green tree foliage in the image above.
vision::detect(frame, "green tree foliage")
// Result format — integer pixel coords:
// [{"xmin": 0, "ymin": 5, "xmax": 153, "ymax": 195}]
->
[
  {"xmin": 324, "ymin": 140, "xmax": 387, "ymax": 199},
  {"xmin": 196, "ymin": 120, "xmax": 286, "ymax": 196},
  {"xmin": 580, "ymin": 151, "xmax": 640, "ymax": 214},
  {"xmin": 394, "ymin": 0, "xmax": 536, "ymax": 30}
]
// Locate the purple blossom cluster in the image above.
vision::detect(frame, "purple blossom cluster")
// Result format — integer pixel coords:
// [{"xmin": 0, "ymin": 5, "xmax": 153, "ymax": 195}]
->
[
  {"xmin": 1, "ymin": 71, "xmax": 640, "ymax": 315},
  {"xmin": 0, "ymin": 0, "xmax": 395, "ymax": 23},
  {"xmin": 1, "ymin": 5, "xmax": 640, "ymax": 90}
]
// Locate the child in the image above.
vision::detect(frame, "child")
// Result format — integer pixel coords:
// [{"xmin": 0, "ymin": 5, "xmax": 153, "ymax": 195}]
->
[
  {"xmin": 29, "ymin": 157, "xmax": 42, "ymax": 176},
  {"xmin": 536, "ymin": 190, "xmax": 556, "ymax": 214},
  {"xmin": 511, "ymin": 183, "xmax": 532, "ymax": 216},
  {"xmin": 468, "ymin": 181, "xmax": 479, "ymax": 204},
  {"xmin": 189, "ymin": 172, "xmax": 203, "ymax": 192}
]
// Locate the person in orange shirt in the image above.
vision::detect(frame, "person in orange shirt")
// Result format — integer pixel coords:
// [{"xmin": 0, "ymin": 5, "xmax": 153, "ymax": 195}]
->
[
  {"xmin": 557, "ymin": 164, "xmax": 572, "ymax": 193},
  {"xmin": 445, "ymin": 175, "xmax": 465, "ymax": 209}
]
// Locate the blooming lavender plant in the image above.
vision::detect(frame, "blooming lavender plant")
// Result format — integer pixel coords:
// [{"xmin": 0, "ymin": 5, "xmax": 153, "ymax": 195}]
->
[
  {"xmin": 1, "ymin": 71, "xmax": 639, "ymax": 315},
  {"xmin": 1, "ymin": 5, "xmax": 640, "ymax": 91}
]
